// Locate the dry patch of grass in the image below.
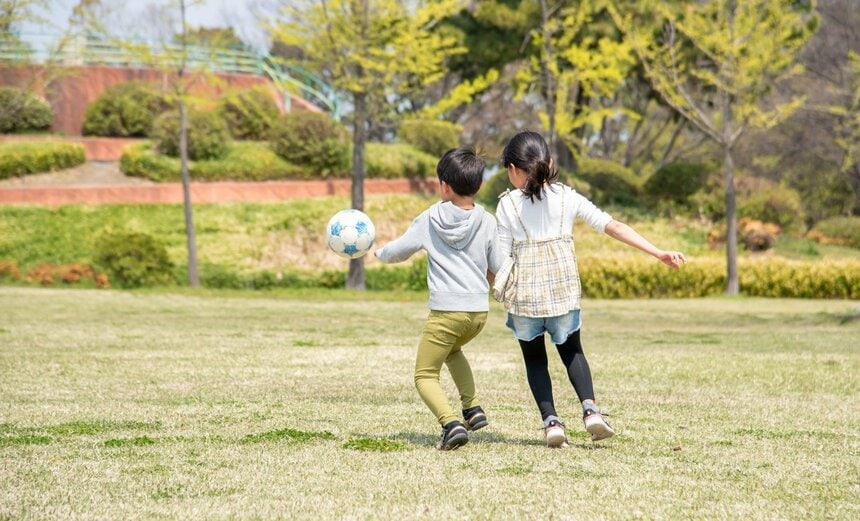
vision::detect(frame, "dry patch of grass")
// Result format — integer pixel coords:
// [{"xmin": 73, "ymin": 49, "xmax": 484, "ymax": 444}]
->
[{"xmin": 0, "ymin": 288, "xmax": 857, "ymax": 520}]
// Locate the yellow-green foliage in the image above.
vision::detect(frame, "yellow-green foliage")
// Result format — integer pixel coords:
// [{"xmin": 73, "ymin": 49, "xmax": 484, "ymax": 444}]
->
[
  {"xmin": 515, "ymin": 0, "xmax": 637, "ymax": 153},
  {"xmin": 0, "ymin": 141, "xmax": 86, "ymax": 179},
  {"xmin": 580, "ymin": 257, "xmax": 860, "ymax": 299}
]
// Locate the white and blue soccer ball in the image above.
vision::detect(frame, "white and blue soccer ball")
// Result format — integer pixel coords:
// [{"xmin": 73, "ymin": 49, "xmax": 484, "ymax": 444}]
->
[{"xmin": 326, "ymin": 209, "xmax": 376, "ymax": 259}]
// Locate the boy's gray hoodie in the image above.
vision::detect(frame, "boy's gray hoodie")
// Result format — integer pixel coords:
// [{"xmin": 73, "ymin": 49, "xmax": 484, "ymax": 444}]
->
[{"xmin": 375, "ymin": 201, "xmax": 504, "ymax": 312}]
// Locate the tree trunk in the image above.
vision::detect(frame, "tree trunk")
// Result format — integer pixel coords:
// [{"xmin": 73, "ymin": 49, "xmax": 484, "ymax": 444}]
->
[
  {"xmin": 178, "ymin": 0, "xmax": 198, "ymax": 288},
  {"xmin": 347, "ymin": 91, "xmax": 367, "ymax": 290},
  {"xmin": 539, "ymin": 0, "xmax": 556, "ymax": 153},
  {"xmin": 845, "ymin": 161, "xmax": 860, "ymax": 215},
  {"xmin": 724, "ymin": 144, "xmax": 739, "ymax": 295}
]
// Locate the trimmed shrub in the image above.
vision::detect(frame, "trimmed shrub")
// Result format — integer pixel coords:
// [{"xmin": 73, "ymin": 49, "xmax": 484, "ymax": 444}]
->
[
  {"xmin": 644, "ymin": 162, "xmax": 713, "ymax": 205},
  {"xmin": 0, "ymin": 141, "xmax": 86, "ymax": 179},
  {"xmin": 736, "ymin": 177, "xmax": 804, "ymax": 232},
  {"xmin": 82, "ymin": 82, "xmax": 170, "ymax": 137},
  {"xmin": 365, "ymin": 143, "xmax": 437, "ymax": 179},
  {"xmin": 151, "ymin": 109, "xmax": 230, "ymax": 161},
  {"xmin": 809, "ymin": 216, "xmax": 860, "ymax": 249},
  {"xmin": 0, "ymin": 86, "xmax": 53, "ymax": 133},
  {"xmin": 120, "ymin": 141, "xmax": 303, "ymax": 182},
  {"xmin": 578, "ymin": 257, "xmax": 860, "ymax": 299},
  {"xmin": 192, "ymin": 256, "xmax": 860, "ymax": 298},
  {"xmin": 93, "ymin": 232, "xmax": 174, "ymax": 288},
  {"xmin": 693, "ymin": 176, "xmax": 805, "ymax": 231},
  {"xmin": 270, "ymin": 111, "xmax": 350, "ymax": 177},
  {"xmin": 397, "ymin": 119, "xmax": 463, "ymax": 156},
  {"xmin": 575, "ymin": 158, "xmax": 642, "ymax": 207},
  {"xmin": 219, "ymin": 86, "xmax": 281, "ymax": 140}
]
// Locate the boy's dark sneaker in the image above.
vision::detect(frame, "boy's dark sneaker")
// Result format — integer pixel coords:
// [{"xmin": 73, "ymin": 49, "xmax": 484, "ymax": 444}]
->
[
  {"xmin": 462, "ymin": 406, "xmax": 488, "ymax": 431},
  {"xmin": 583, "ymin": 409, "xmax": 615, "ymax": 441},
  {"xmin": 438, "ymin": 421, "xmax": 469, "ymax": 451}
]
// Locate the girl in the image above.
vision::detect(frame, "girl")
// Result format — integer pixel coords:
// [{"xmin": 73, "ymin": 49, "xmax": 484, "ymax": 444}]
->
[{"xmin": 495, "ymin": 131, "xmax": 686, "ymax": 447}]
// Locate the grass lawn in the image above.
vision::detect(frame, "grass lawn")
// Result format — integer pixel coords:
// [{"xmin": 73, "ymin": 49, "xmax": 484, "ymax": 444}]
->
[{"xmin": 1, "ymin": 288, "xmax": 858, "ymax": 520}]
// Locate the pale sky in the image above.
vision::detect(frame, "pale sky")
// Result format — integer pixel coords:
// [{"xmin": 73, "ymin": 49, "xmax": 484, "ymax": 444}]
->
[{"xmin": 26, "ymin": 0, "xmax": 271, "ymax": 50}]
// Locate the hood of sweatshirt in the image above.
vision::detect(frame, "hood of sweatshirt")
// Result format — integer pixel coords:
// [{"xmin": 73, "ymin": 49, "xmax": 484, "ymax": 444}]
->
[{"xmin": 429, "ymin": 201, "xmax": 486, "ymax": 250}]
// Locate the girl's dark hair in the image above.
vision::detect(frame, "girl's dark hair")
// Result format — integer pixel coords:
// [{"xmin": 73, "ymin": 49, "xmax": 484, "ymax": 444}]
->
[{"xmin": 501, "ymin": 131, "xmax": 559, "ymax": 201}]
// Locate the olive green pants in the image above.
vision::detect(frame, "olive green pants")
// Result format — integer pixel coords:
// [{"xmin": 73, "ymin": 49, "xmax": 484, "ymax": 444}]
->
[{"xmin": 415, "ymin": 310, "xmax": 487, "ymax": 426}]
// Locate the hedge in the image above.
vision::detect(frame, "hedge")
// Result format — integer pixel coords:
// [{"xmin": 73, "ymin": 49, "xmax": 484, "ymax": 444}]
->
[
  {"xmin": 578, "ymin": 257, "xmax": 860, "ymax": 299},
  {"xmin": 4, "ymin": 254, "xmax": 858, "ymax": 298},
  {"xmin": 0, "ymin": 141, "xmax": 86, "ymax": 179},
  {"xmin": 120, "ymin": 141, "xmax": 303, "ymax": 182},
  {"xmin": 120, "ymin": 141, "xmax": 434, "ymax": 181},
  {"xmin": 194, "ymin": 256, "xmax": 860, "ymax": 298}
]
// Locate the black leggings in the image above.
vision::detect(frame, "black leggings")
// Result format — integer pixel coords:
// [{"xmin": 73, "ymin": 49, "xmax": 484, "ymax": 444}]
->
[{"xmin": 518, "ymin": 329, "xmax": 595, "ymax": 420}]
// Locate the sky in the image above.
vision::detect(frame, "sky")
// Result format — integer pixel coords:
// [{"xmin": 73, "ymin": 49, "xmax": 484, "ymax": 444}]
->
[{"xmin": 26, "ymin": 0, "xmax": 270, "ymax": 50}]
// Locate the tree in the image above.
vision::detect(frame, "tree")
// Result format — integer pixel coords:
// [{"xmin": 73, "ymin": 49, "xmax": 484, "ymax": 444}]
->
[
  {"xmin": 272, "ymin": 0, "xmax": 465, "ymax": 290},
  {"xmin": 110, "ymin": 0, "xmax": 213, "ymax": 287},
  {"xmin": 610, "ymin": 0, "xmax": 816, "ymax": 294},
  {"xmin": 516, "ymin": 0, "xmax": 637, "ymax": 166},
  {"xmin": 829, "ymin": 52, "xmax": 860, "ymax": 212},
  {"xmin": 0, "ymin": 0, "xmax": 47, "ymax": 34}
]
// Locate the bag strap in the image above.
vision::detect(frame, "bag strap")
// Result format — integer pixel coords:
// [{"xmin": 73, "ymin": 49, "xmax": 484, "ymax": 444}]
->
[
  {"xmin": 558, "ymin": 184, "xmax": 566, "ymax": 236},
  {"xmin": 499, "ymin": 189, "xmax": 530, "ymax": 241}
]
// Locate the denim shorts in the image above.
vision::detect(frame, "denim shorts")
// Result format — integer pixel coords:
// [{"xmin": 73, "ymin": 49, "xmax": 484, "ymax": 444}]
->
[{"xmin": 505, "ymin": 310, "xmax": 582, "ymax": 344}]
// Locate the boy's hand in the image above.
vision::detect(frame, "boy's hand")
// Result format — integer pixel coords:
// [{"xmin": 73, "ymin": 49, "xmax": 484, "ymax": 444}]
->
[{"xmin": 657, "ymin": 250, "xmax": 686, "ymax": 270}]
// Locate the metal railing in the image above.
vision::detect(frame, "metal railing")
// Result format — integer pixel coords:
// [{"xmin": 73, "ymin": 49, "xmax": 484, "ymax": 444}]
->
[{"xmin": 0, "ymin": 32, "xmax": 340, "ymax": 118}]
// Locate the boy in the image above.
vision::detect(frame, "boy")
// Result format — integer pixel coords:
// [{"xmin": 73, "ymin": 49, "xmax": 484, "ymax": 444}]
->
[{"xmin": 375, "ymin": 146, "xmax": 504, "ymax": 451}]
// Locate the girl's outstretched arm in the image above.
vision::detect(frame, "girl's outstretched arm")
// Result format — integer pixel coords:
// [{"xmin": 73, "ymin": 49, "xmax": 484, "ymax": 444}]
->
[{"xmin": 604, "ymin": 220, "xmax": 687, "ymax": 269}]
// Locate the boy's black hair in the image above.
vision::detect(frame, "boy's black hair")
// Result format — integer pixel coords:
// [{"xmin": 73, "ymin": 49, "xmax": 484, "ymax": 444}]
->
[{"xmin": 436, "ymin": 146, "xmax": 485, "ymax": 196}]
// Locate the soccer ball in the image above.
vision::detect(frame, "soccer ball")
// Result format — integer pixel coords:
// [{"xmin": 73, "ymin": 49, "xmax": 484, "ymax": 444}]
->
[{"xmin": 326, "ymin": 209, "xmax": 376, "ymax": 259}]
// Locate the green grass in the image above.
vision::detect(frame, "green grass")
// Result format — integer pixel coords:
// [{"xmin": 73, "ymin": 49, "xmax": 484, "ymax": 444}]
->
[{"xmin": 0, "ymin": 287, "xmax": 857, "ymax": 519}]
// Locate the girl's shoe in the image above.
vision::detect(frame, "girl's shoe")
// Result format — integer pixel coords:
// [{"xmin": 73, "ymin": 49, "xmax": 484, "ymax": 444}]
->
[
  {"xmin": 544, "ymin": 419, "xmax": 568, "ymax": 448},
  {"xmin": 462, "ymin": 406, "xmax": 488, "ymax": 431},
  {"xmin": 438, "ymin": 421, "xmax": 469, "ymax": 451},
  {"xmin": 583, "ymin": 410, "xmax": 615, "ymax": 441}
]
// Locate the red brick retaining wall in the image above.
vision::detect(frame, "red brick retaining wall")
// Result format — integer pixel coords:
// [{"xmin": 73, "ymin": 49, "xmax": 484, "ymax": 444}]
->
[
  {"xmin": 0, "ymin": 179, "xmax": 438, "ymax": 206},
  {"xmin": 0, "ymin": 65, "xmax": 316, "ymax": 136},
  {"xmin": 0, "ymin": 135, "xmax": 143, "ymax": 161}
]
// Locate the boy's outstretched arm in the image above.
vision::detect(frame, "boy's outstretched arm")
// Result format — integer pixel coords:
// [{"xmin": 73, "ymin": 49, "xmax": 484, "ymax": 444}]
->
[
  {"xmin": 604, "ymin": 220, "xmax": 687, "ymax": 269},
  {"xmin": 374, "ymin": 216, "xmax": 425, "ymax": 264}
]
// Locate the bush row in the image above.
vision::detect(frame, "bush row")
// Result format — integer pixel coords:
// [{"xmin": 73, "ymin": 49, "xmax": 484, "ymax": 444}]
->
[
  {"xmin": 119, "ymin": 141, "xmax": 435, "ymax": 181},
  {"xmin": 0, "ymin": 142, "xmax": 86, "ymax": 179},
  {"xmin": 185, "ymin": 256, "xmax": 860, "ymax": 298},
  {"xmin": 82, "ymin": 82, "xmax": 280, "ymax": 141},
  {"xmin": 578, "ymin": 257, "xmax": 860, "ymax": 299},
  {"xmin": 10, "ymin": 245, "xmax": 853, "ymax": 298}
]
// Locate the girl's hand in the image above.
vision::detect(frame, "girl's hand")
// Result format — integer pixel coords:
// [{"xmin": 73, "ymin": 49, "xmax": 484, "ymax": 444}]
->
[{"xmin": 657, "ymin": 250, "xmax": 687, "ymax": 269}]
